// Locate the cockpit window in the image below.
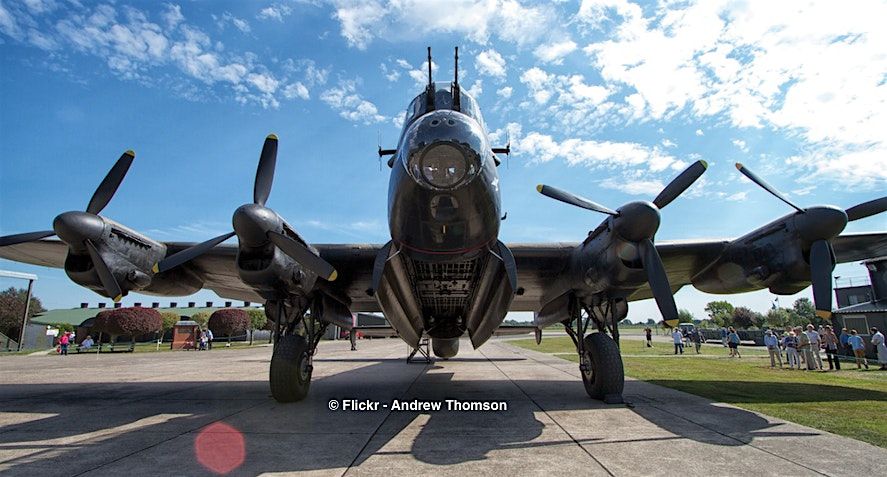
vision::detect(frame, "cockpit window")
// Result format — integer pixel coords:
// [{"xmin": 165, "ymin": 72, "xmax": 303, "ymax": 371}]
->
[{"xmin": 403, "ymin": 82, "xmax": 484, "ymax": 129}]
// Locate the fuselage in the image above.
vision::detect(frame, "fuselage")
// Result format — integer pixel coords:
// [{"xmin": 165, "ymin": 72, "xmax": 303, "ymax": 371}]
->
[{"xmin": 377, "ymin": 83, "xmax": 510, "ymax": 352}]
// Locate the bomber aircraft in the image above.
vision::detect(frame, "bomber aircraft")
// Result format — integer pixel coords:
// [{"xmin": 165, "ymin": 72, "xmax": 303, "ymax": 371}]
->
[{"xmin": 2, "ymin": 48, "xmax": 886, "ymax": 404}]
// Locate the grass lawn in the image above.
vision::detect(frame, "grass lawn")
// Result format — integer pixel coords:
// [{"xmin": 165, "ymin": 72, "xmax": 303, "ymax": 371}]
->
[{"xmin": 510, "ymin": 336, "xmax": 887, "ymax": 448}]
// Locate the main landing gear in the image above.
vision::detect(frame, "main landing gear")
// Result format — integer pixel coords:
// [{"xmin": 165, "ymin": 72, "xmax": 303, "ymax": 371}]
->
[
  {"xmin": 563, "ymin": 297, "xmax": 626, "ymax": 404},
  {"xmin": 267, "ymin": 297, "xmax": 328, "ymax": 402}
]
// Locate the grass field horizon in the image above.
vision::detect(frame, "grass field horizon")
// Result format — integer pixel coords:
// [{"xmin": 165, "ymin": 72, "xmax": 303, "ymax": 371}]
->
[{"xmin": 510, "ymin": 336, "xmax": 887, "ymax": 448}]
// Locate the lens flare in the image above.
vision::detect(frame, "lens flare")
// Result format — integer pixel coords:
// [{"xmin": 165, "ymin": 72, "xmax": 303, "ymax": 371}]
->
[{"xmin": 194, "ymin": 422, "xmax": 246, "ymax": 475}]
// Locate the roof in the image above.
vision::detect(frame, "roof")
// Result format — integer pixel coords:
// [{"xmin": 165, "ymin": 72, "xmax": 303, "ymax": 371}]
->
[
  {"xmin": 833, "ymin": 299, "xmax": 887, "ymax": 314},
  {"xmin": 32, "ymin": 306, "xmax": 260, "ymax": 326}
]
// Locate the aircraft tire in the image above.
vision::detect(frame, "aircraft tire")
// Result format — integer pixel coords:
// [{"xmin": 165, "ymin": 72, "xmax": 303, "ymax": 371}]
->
[
  {"xmin": 270, "ymin": 334, "xmax": 312, "ymax": 402},
  {"xmin": 580, "ymin": 333, "xmax": 624, "ymax": 404}
]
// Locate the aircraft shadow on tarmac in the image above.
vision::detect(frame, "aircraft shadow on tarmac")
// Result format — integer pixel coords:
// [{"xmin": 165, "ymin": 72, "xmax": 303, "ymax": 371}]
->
[{"xmin": 0, "ymin": 360, "xmax": 874, "ymax": 475}]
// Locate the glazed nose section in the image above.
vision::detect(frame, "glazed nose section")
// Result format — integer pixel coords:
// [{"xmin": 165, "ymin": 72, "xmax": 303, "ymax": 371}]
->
[{"xmin": 404, "ymin": 111, "xmax": 485, "ymax": 190}]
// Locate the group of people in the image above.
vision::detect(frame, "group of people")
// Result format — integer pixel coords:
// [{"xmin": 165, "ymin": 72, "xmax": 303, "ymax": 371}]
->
[
  {"xmin": 56, "ymin": 331, "xmax": 94, "ymax": 354},
  {"xmin": 197, "ymin": 328, "xmax": 214, "ymax": 350},
  {"xmin": 668, "ymin": 327, "xmax": 706, "ymax": 354},
  {"xmin": 764, "ymin": 324, "xmax": 887, "ymax": 371}
]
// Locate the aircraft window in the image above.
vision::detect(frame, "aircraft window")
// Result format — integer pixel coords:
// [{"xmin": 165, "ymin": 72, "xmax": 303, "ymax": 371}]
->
[{"xmin": 421, "ymin": 144, "xmax": 467, "ymax": 188}]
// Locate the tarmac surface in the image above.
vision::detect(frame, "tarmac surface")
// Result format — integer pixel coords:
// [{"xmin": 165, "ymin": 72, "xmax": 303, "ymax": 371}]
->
[{"xmin": 1, "ymin": 337, "xmax": 885, "ymax": 476}]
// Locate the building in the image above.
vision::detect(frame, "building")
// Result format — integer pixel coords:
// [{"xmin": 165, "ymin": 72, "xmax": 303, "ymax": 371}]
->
[{"xmin": 832, "ymin": 257, "xmax": 887, "ymax": 359}]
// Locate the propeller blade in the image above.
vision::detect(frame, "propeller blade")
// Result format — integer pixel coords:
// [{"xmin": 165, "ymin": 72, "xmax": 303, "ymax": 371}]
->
[
  {"xmin": 652, "ymin": 160, "xmax": 708, "ymax": 209},
  {"xmin": 153, "ymin": 231, "xmax": 236, "ymax": 274},
  {"xmin": 86, "ymin": 150, "xmax": 135, "ymax": 215},
  {"xmin": 253, "ymin": 134, "xmax": 279, "ymax": 206},
  {"xmin": 536, "ymin": 185, "xmax": 618, "ymax": 216},
  {"xmin": 846, "ymin": 196, "xmax": 887, "ymax": 221},
  {"xmin": 85, "ymin": 239, "xmax": 123, "ymax": 302},
  {"xmin": 638, "ymin": 238, "xmax": 679, "ymax": 325},
  {"xmin": 734, "ymin": 163, "xmax": 805, "ymax": 213},
  {"xmin": 809, "ymin": 239, "xmax": 834, "ymax": 319},
  {"xmin": 267, "ymin": 231, "xmax": 337, "ymax": 281},
  {"xmin": 0, "ymin": 230, "xmax": 56, "ymax": 247}
]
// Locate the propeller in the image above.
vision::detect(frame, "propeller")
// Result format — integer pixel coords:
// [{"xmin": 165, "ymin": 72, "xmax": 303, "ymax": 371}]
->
[
  {"xmin": 734, "ymin": 163, "xmax": 887, "ymax": 319},
  {"xmin": 0, "ymin": 150, "xmax": 135, "ymax": 301},
  {"xmin": 155, "ymin": 134, "xmax": 337, "ymax": 281},
  {"xmin": 538, "ymin": 160, "xmax": 708, "ymax": 328}
]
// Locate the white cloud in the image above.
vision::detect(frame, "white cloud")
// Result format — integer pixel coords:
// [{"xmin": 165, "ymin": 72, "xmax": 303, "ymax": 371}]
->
[
  {"xmin": 661, "ymin": 139, "xmax": 676, "ymax": 148},
  {"xmin": 282, "ymin": 82, "xmax": 310, "ymax": 100},
  {"xmin": 497, "ymin": 86, "xmax": 513, "ymax": 98},
  {"xmin": 215, "ymin": 12, "xmax": 251, "ymax": 33},
  {"xmin": 533, "ymin": 39, "xmax": 577, "ymax": 64},
  {"xmin": 731, "ymin": 139, "xmax": 748, "ymax": 152},
  {"xmin": 257, "ymin": 4, "xmax": 292, "ymax": 22},
  {"xmin": 407, "ymin": 60, "xmax": 437, "ymax": 87},
  {"xmin": 320, "ymin": 80, "xmax": 387, "ymax": 124},
  {"xmin": 600, "ymin": 178, "xmax": 664, "ymax": 196},
  {"xmin": 330, "ymin": 0, "xmax": 554, "ymax": 50},
  {"xmin": 380, "ymin": 62, "xmax": 399, "ymax": 82},
  {"xmin": 695, "ymin": 129, "xmax": 704, "ymax": 136},
  {"xmin": 465, "ymin": 79, "xmax": 483, "ymax": 97},
  {"xmin": 161, "ymin": 4, "xmax": 184, "ymax": 30},
  {"xmin": 725, "ymin": 191, "xmax": 747, "ymax": 201},
  {"xmin": 475, "ymin": 48, "xmax": 506, "ymax": 78}
]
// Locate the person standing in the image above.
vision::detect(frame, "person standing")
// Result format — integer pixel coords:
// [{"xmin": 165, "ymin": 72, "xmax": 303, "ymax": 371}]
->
[
  {"xmin": 644, "ymin": 327, "xmax": 653, "ymax": 348},
  {"xmin": 58, "ymin": 332, "xmax": 70, "ymax": 356},
  {"xmin": 805, "ymin": 324, "xmax": 823, "ymax": 370},
  {"xmin": 822, "ymin": 325, "xmax": 841, "ymax": 370},
  {"xmin": 797, "ymin": 327, "xmax": 816, "ymax": 370},
  {"xmin": 672, "ymin": 328, "xmax": 684, "ymax": 354},
  {"xmin": 693, "ymin": 328, "xmax": 703, "ymax": 354},
  {"xmin": 871, "ymin": 327, "xmax": 887, "ymax": 370},
  {"xmin": 783, "ymin": 331, "xmax": 800, "ymax": 369},
  {"xmin": 764, "ymin": 330, "xmax": 782, "ymax": 367},
  {"xmin": 206, "ymin": 328, "xmax": 214, "ymax": 350},
  {"xmin": 839, "ymin": 327, "xmax": 851, "ymax": 357},
  {"xmin": 847, "ymin": 330, "xmax": 869, "ymax": 370},
  {"xmin": 727, "ymin": 327, "xmax": 741, "ymax": 358},
  {"xmin": 720, "ymin": 327, "xmax": 728, "ymax": 347}
]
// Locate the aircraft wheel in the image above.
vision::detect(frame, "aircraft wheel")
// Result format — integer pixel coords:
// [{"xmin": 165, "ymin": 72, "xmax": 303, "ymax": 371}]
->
[
  {"xmin": 580, "ymin": 333, "xmax": 624, "ymax": 403},
  {"xmin": 270, "ymin": 334, "xmax": 312, "ymax": 402}
]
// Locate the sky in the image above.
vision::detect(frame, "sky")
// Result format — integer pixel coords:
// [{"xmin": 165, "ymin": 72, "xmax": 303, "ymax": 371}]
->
[{"xmin": 0, "ymin": 0, "xmax": 885, "ymax": 322}]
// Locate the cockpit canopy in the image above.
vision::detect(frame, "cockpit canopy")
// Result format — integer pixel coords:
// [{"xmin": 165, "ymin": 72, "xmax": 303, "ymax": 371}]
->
[{"xmin": 403, "ymin": 82, "xmax": 485, "ymax": 131}]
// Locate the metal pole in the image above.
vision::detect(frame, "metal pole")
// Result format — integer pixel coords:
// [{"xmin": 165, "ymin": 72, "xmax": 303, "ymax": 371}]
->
[{"xmin": 18, "ymin": 279, "xmax": 34, "ymax": 352}]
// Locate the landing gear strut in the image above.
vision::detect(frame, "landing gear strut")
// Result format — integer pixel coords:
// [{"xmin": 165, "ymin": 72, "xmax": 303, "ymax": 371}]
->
[
  {"xmin": 563, "ymin": 297, "xmax": 625, "ymax": 403},
  {"xmin": 268, "ymin": 297, "xmax": 329, "ymax": 402}
]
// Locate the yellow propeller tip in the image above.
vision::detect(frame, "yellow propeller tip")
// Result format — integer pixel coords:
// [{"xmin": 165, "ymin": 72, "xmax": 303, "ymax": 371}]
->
[
  {"xmin": 113, "ymin": 294, "xmax": 123, "ymax": 303},
  {"xmin": 664, "ymin": 319, "xmax": 679, "ymax": 328},
  {"xmin": 536, "ymin": 184, "xmax": 544, "ymax": 193},
  {"xmin": 328, "ymin": 270, "xmax": 338, "ymax": 282},
  {"xmin": 699, "ymin": 160, "xmax": 708, "ymax": 169},
  {"xmin": 815, "ymin": 310, "xmax": 832, "ymax": 320},
  {"xmin": 152, "ymin": 263, "xmax": 160, "ymax": 274},
  {"xmin": 267, "ymin": 133, "xmax": 278, "ymax": 140},
  {"xmin": 734, "ymin": 162, "xmax": 744, "ymax": 170},
  {"xmin": 125, "ymin": 150, "xmax": 135, "ymax": 157}
]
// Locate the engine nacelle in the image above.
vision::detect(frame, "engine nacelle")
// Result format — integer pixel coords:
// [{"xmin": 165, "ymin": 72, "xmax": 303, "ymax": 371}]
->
[{"xmin": 236, "ymin": 242, "xmax": 318, "ymax": 300}]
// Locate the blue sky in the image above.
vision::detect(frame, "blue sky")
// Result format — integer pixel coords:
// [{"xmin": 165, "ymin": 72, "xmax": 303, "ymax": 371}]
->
[{"xmin": 1, "ymin": 0, "xmax": 885, "ymax": 322}]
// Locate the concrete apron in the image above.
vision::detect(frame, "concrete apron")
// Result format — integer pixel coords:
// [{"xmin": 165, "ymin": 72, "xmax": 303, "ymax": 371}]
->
[{"xmin": 0, "ymin": 338, "xmax": 883, "ymax": 476}]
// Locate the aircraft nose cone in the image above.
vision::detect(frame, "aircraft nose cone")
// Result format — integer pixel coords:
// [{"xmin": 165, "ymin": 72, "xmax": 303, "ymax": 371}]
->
[
  {"xmin": 795, "ymin": 205, "xmax": 848, "ymax": 241},
  {"xmin": 52, "ymin": 211, "xmax": 104, "ymax": 245},
  {"xmin": 233, "ymin": 203, "xmax": 280, "ymax": 247},
  {"xmin": 613, "ymin": 201, "xmax": 661, "ymax": 242}
]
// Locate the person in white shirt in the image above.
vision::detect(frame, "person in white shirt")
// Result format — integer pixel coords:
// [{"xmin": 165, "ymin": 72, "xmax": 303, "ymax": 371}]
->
[
  {"xmin": 764, "ymin": 330, "xmax": 782, "ymax": 367},
  {"xmin": 78, "ymin": 335, "xmax": 94, "ymax": 352},
  {"xmin": 871, "ymin": 327, "xmax": 887, "ymax": 370},
  {"xmin": 806, "ymin": 324, "xmax": 823, "ymax": 370},
  {"xmin": 672, "ymin": 329, "xmax": 684, "ymax": 355}
]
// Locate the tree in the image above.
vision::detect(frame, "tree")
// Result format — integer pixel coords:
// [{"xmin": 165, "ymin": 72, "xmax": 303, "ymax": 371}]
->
[
  {"xmin": 208, "ymin": 309, "xmax": 249, "ymax": 344},
  {"xmin": 159, "ymin": 312, "xmax": 180, "ymax": 343},
  {"xmin": 704, "ymin": 301, "xmax": 734, "ymax": 327},
  {"xmin": 190, "ymin": 311, "xmax": 210, "ymax": 330},
  {"xmin": 790, "ymin": 298, "xmax": 820, "ymax": 326},
  {"xmin": 48, "ymin": 322, "xmax": 75, "ymax": 333},
  {"xmin": 94, "ymin": 307, "xmax": 162, "ymax": 349},
  {"xmin": 0, "ymin": 287, "xmax": 45, "ymax": 338},
  {"xmin": 764, "ymin": 307, "xmax": 791, "ymax": 329},
  {"xmin": 246, "ymin": 308, "xmax": 267, "ymax": 345},
  {"xmin": 731, "ymin": 306, "xmax": 762, "ymax": 329},
  {"xmin": 645, "ymin": 318, "xmax": 656, "ymax": 325},
  {"xmin": 677, "ymin": 309, "xmax": 694, "ymax": 323}
]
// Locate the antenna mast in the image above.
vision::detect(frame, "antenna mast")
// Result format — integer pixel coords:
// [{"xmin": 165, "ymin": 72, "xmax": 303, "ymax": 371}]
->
[
  {"xmin": 453, "ymin": 46, "xmax": 461, "ymax": 111},
  {"xmin": 425, "ymin": 47, "xmax": 435, "ymax": 110}
]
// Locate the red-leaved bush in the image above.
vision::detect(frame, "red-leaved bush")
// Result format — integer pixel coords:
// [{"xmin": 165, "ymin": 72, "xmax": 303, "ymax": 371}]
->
[
  {"xmin": 208, "ymin": 309, "xmax": 249, "ymax": 338},
  {"xmin": 94, "ymin": 307, "xmax": 162, "ymax": 337}
]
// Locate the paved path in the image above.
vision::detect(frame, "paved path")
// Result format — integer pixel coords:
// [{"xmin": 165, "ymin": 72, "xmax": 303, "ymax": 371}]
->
[{"xmin": 0, "ymin": 338, "xmax": 884, "ymax": 476}]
